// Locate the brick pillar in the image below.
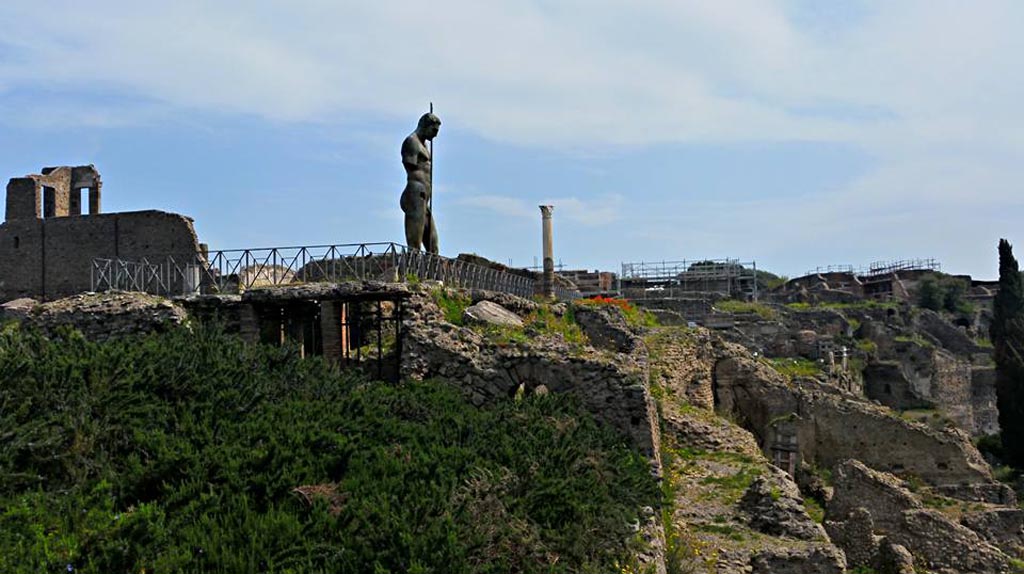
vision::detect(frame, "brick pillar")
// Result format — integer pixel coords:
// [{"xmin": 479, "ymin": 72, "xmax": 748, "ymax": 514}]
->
[
  {"xmin": 88, "ymin": 185, "xmax": 101, "ymax": 215},
  {"xmin": 69, "ymin": 189, "xmax": 82, "ymax": 216},
  {"xmin": 5, "ymin": 178, "xmax": 41, "ymax": 221},
  {"xmin": 240, "ymin": 304, "xmax": 260, "ymax": 344},
  {"xmin": 320, "ymin": 300, "xmax": 343, "ymax": 364}
]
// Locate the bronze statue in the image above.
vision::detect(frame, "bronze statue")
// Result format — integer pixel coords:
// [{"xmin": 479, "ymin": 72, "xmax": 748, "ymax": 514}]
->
[{"xmin": 400, "ymin": 112, "xmax": 441, "ymax": 253}]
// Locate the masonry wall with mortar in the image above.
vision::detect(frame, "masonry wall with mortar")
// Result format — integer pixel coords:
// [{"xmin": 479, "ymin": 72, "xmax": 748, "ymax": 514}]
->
[
  {"xmin": 0, "ymin": 166, "xmax": 200, "ymax": 302},
  {"xmin": 711, "ymin": 348, "xmax": 993, "ymax": 485}
]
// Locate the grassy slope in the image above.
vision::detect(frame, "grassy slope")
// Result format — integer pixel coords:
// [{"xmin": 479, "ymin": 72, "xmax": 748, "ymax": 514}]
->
[{"xmin": 0, "ymin": 325, "xmax": 658, "ymax": 574}]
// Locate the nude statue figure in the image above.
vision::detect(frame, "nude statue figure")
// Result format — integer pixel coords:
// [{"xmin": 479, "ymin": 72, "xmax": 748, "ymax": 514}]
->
[{"xmin": 400, "ymin": 113, "xmax": 441, "ymax": 253}]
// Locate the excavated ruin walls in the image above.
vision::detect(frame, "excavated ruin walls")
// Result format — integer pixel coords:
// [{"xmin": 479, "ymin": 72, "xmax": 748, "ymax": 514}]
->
[
  {"xmin": 0, "ymin": 210, "xmax": 200, "ymax": 302},
  {"xmin": 399, "ymin": 290, "xmax": 661, "ymax": 458},
  {"xmin": 972, "ymin": 367, "xmax": 1000, "ymax": 436},
  {"xmin": 713, "ymin": 352, "xmax": 992, "ymax": 485},
  {"xmin": 863, "ymin": 344, "xmax": 998, "ymax": 437}
]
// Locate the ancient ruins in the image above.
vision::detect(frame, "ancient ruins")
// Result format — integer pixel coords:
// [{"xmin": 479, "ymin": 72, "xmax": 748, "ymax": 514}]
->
[
  {"xmin": 0, "ymin": 165, "xmax": 202, "ymax": 302},
  {"xmin": 0, "ymin": 160, "xmax": 1019, "ymax": 573}
]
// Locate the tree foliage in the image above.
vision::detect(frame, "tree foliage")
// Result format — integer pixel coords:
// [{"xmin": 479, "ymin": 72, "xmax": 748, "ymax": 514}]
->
[
  {"xmin": 917, "ymin": 273, "xmax": 971, "ymax": 314},
  {"xmin": 0, "ymin": 325, "xmax": 658, "ymax": 573},
  {"xmin": 992, "ymin": 239, "xmax": 1024, "ymax": 468}
]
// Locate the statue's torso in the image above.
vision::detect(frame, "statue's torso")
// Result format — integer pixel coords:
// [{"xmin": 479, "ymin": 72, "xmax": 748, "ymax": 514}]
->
[
  {"xmin": 401, "ymin": 133, "xmax": 431, "ymax": 211},
  {"xmin": 403, "ymin": 134, "xmax": 431, "ymax": 185}
]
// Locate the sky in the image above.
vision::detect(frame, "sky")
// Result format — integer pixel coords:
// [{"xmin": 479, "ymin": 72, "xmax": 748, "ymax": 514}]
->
[{"xmin": 0, "ymin": 1, "xmax": 1021, "ymax": 280}]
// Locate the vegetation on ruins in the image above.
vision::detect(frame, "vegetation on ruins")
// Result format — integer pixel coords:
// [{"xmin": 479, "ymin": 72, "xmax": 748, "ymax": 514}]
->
[
  {"xmin": 764, "ymin": 357, "xmax": 823, "ymax": 380},
  {"xmin": 579, "ymin": 295, "xmax": 658, "ymax": 328},
  {"xmin": 754, "ymin": 269, "xmax": 789, "ymax": 292},
  {"xmin": 785, "ymin": 300, "xmax": 899, "ymax": 312},
  {"xmin": 992, "ymin": 239, "xmax": 1024, "ymax": 468},
  {"xmin": 714, "ymin": 299, "xmax": 777, "ymax": 320},
  {"xmin": 0, "ymin": 325, "xmax": 659, "ymax": 574},
  {"xmin": 916, "ymin": 272, "xmax": 972, "ymax": 314},
  {"xmin": 431, "ymin": 287, "xmax": 473, "ymax": 325},
  {"xmin": 525, "ymin": 306, "xmax": 589, "ymax": 345}
]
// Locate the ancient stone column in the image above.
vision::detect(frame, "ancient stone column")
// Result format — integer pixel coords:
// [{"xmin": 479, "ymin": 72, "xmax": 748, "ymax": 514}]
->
[
  {"xmin": 239, "ymin": 303, "xmax": 261, "ymax": 344},
  {"xmin": 320, "ymin": 300, "xmax": 343, "ymax": 365},
  {"xmin": 540, "ymin": 205, "xmax": 554, "ymax": 298},
  {"xmin": 88, "ymin": 183, "xmax": 102, "ymax": 215}
]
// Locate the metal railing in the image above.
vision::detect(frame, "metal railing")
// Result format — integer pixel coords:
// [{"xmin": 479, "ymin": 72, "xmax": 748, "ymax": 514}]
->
[
  {"xmin": 92, "ymin": 242, "xmax": 558, "ymax": 300},
  {"xmin": 803, "ymin": 264, "xmax": 856, "ymax": 276},
  {"xmin": 800, "ymin": 259, "xmax": 942, "ymax": 279}
]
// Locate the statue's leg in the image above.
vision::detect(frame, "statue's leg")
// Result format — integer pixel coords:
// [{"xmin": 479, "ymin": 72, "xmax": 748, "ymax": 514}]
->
[
  {"xmin": 405, "ymin": 210, "xmax": 424, "ymax": 250},
  {"xmin": 424, "ymin": 212, "xmax": 439, "ymax": 255},
  {"xmin": 402, "ymin": 185, "xmax": 426, "ymax": 250}
]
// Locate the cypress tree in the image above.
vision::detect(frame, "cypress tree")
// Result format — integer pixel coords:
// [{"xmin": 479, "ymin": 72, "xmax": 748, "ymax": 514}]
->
[{"xmin": 992, "ymin": 239, "xmax": 1024, "ymax": 467}]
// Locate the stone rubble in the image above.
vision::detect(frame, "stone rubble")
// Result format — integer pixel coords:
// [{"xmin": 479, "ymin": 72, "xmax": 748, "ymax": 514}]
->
[{"xmin": 19, "ymin": 291, "xmax": 188, "ymax": 341}]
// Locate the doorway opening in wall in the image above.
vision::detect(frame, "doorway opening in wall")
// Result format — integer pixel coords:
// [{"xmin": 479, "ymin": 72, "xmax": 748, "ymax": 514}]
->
[
  {"xmin": 251, "ymin": 293, "xmax": 407, "ymax": 383},
  {"xmin": 13, "ymin": 236, "xmax": 19, "ymax": 249}
]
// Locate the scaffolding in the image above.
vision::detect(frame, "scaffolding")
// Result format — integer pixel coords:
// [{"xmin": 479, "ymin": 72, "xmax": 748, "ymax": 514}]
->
[
  {"xmin": 803, "ymin": 259, "xmax": 940, "ymax": 279},
  {"xmin": 864, "ymin": 258, "xmax": 941, "ymax": 277},
  {"xmin": 803, "ymin": 264, "xmax": 856, "ymax": 276},
  {"xmin": 619, "ymin": 258, "xmax": 759, "ymax": 300}
]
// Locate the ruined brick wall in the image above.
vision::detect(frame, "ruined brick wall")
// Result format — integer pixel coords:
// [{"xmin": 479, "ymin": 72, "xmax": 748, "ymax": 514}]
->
[
  {"xmin": 931, "ymin": 353, "xmax": 975, "ymax": 434},
  {"xmin": 713, "ymin": 350, "xmax": 992, "ymax": 485},
  {"xmin": 971, "ymin": 367, "xmax": 1000, "ymax": 436},
  {"xmin": 0, "ymin": 210, "xmax": 200, "ymax": 302},
  {"xmin": 862, "ymin": 346, "xmax": 995, "ymax": 436},
  {"xmin": 6, "ymin": 178, "xmax": 42, "ymax": 221},
  {"xmin": 0, "ymin": 218, "xmax": 44, "ymax": 299}
]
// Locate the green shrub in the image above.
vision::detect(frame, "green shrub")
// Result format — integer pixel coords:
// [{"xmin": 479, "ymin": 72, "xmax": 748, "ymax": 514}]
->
[
  {"xmin": 0, "ymin": 326, "xmax": 658, "ymax": 573},
  {"xmin": 918, "ymin": 272, "xmax": 974, "ymax": 314},
  {"xmin": 526, "ymin": 306, "xmax": 589, "ymax": 346},
  {"xmin": 803, "ymin": 498, "xmax": 825, "ymax": 524},
  {"xmin": 856, "ymin": 339, "xmax": 878, "ymax": 354},
  {"xmin": 432, "ymin": 288, "xmax": 472, "ymax": 325}
]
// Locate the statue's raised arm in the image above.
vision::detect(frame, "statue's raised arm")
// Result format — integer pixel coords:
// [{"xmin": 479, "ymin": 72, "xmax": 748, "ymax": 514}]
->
[{"xmin": 400, "ymin": 112, "xmax": 441, "ymax": 253}]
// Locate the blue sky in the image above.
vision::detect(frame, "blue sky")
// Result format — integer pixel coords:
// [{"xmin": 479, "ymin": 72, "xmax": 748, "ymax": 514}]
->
[{"xmin": 1, "ymin": 1, "xmax": 1021, "ymax": 279}]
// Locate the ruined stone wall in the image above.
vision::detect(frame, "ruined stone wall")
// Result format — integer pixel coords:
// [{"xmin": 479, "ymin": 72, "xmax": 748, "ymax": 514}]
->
[
  {"xmin": 862, "ymin": 344, "xmax": 997, "ymax": 436},
  {"xmin": 712, "ymin": 348, "xmax": 992, "ymax": 485},
  {"xmin": 0, "ymin": 210, "xmax": 200, "ymax": 302},
  {"xmin": 914, "ymin": 309, "xmax": 983, "ymax": 356},
  {"xmin": 972, "ymin": 367, "xmax": 1000, "ymax": 436},
  {"xmin": 0, "ymin": 218, "xmax": 44, "ymax": 300},
  {"xmin": 931, "ymin": 352, "xmax": 975, "ymax": 433},
  {"xmin": 400, "ymin": 289, "xmax": 661, "ymax": 457}
]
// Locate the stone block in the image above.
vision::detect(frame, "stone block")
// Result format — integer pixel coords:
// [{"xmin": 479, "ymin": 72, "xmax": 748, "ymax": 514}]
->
[{"xmin": 462, "ymin": 300, "xmax": 523, "ymax": 327}]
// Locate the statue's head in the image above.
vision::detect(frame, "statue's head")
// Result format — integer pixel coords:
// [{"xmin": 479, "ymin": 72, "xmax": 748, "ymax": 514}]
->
[{"xmin": 417, "ymin": 113, "xmax": 441, "ymax": 140}]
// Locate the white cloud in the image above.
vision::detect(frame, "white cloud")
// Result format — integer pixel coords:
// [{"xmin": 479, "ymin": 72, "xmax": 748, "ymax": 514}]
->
[
  {"xmin": 1, "ymin": 1, "xmax": 1018, "ymax": 149},
  {"xmin": 1, "ymin": 1, "xmax": 1021, "ymax": 276}
]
